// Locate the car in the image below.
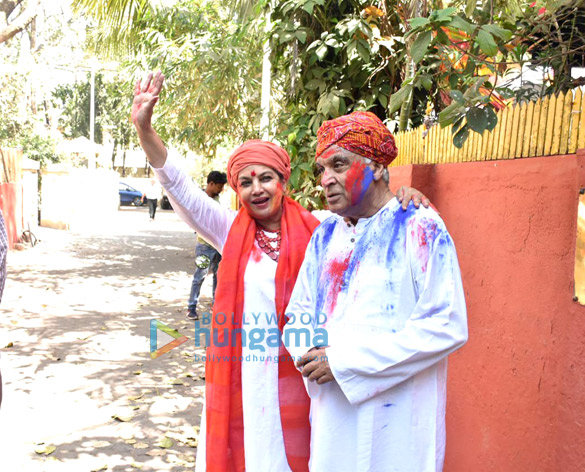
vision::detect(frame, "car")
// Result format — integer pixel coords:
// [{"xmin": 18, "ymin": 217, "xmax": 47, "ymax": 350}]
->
[{"xmin": 119, "ymin": 182, "xmax": 144, "ymax": 206}]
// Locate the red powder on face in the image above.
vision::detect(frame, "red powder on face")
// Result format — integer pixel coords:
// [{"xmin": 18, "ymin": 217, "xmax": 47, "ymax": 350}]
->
[
  {"xmin": 251, "ymin": 170, "xmax": 256, "ymax": 177},
  {"xmin": 326, "ymin": 252, "xmax": 352, "ymax": 314},
  {"xmin": 345, "ymin": 161, "xmax": 367, "ymax": 205},
  {"xmin": 320, "ymin": 147, "xmax": 338, "ymax": 161},
  {"xmin": 269, "ymin": 182, "xmax": 284, "ymax": 213}
]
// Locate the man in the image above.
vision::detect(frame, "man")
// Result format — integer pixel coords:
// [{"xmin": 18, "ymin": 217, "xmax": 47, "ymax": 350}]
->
[
  {"xmin": 0, "ymin": 210, "xmax": 8, "ymax": 408},
  {"xmin": 142, "ymin": 178, "xmax": 161, "ymax": 220},
  {"xmin": 283, "ymin": 111, "xmax": 468, "ymax": 472},
  {"xmin": 187, "ymin": 170, "xmax": 227, "ymax": 320}
]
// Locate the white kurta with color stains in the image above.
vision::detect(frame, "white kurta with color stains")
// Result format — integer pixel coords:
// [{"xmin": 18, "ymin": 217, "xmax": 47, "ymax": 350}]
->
[{"xmin": 284, "ymin": 198, "xmax": 468, "ymax": 472}]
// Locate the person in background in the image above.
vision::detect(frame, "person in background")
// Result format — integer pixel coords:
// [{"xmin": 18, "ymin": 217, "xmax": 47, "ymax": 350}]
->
[
  {"xmin": 187, "ymin": 170, "xmax": 227, "ymax": 320},
  {"xmin": 0, "ymin": 210, "xmax": 8, "ymax": 408},
  {"xmin": 142, "ymin": 178, "xmax": 162, "ymax": 220}
]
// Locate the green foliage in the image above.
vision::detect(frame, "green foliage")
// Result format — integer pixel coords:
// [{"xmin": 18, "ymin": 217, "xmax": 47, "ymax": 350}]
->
[
  {"xmin": 18, "ymin": 133, "xmax": 61, "ymax": 166},
  {"xmin": 395, "ymin": 0, "xmax": 585, "ymax": 147},
  {"xmin": 271, "ymin": 0, "xmax": 406, "ymax": 205},
  {"xmin": 53, "ymin": 73, "xmax": 104, "ymax": 143},
  {"xmin": 129, "ymin": 0, "xmax": 264, "ymax": 157},
  {"xmin": 75, "ymin": 0, "xmax": 265, "ymax": 158}
]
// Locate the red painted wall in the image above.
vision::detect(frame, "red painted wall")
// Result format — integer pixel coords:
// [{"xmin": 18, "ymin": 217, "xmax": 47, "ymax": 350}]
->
[
  {"xmin": 390, "ymin": 152, "xmax": 585, "ymax": 472},
  {"xmin": 0, "ymin": 183, "xmax": 22, "ymax": 249}
]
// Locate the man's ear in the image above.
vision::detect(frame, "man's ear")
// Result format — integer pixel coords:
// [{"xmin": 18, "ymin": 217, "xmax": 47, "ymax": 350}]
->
[{"xmin": 369, "ymin": 161, "xmax": 386, "ymax": 181}]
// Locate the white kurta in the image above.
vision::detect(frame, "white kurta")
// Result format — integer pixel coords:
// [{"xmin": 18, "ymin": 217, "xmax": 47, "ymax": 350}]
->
[
  {"xmin": 153, "ymin": 157, "xmax": 328, "ymax": 471},
  {"xmin": 283, "ymin": 198, "xmax": 468, "ymax": 472}
]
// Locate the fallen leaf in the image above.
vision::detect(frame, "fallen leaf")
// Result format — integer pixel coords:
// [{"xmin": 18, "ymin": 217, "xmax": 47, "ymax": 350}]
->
[
  {"xmin": 158, "ymin": 437, "xmax": 173, "ymax": 448},
  {"xmin": 185, "ymin": 439, "xmax": 198, "ymax": 448},
  {"xmin": 170, "ymin": 379, "xmax": 185, "ymax": 385},
  {"xmin": 130, "ymin": 462, "xmax": 144, "ymax": 469},
  {"xmin": 112, "ymin": 413, "xmax": 133, "ymax": 422},
  {"xmin": 125, "ymin": 439, "xmax": 137, "ymax": 445},
  {"xmin": 128, "ymin": 393, "xmax": 143, "ymax": 401},
  {"xmin": 151, "ymin": 279, "xmax": 157, "ymax": 284},
  {"xmin": 131, "ymin": 406, "xmax": 140, "ymax": 411},
  {"xmin": 77, "ymin": 335, "xmax": 92, "ymax": 341},
  {"xmin": 10, "ymin": 320, "xmax": 17, "ymax": 325},
  {"xmin": 90, "ymin": 465, "xmax": 108, "ymax": 471},
  {"xmin": 4, "ymin": 342, "xmax": 13, "ymax": 348},
  {"xmin": 133, "ymin": 442, "xmax": 148, "ymax": 449},
  {"xmin": 133, "ymin": 371, "xmax": 142, "ymax": 376},
  {"xmin": 35, "ymin": 445, "xmax": 56, "ymax": 455}
]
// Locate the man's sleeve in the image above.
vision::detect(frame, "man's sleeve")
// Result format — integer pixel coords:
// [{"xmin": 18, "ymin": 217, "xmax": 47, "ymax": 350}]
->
[
  {"xmin": 282, "ymin": 232, "xmax": 322, "ymax": 361},
  {"xmin": 326, "ymin": 215, "xmax": 468, "ymax": 406},
  {"xmin": 152, "ymin": 156, "xmax": 236, "ymax": 252}
]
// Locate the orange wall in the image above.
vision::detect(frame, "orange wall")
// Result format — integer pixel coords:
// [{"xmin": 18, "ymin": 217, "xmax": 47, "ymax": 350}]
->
[{"xmin": 390, "ymin": 152, "xmax": 585, "ymax": 472}]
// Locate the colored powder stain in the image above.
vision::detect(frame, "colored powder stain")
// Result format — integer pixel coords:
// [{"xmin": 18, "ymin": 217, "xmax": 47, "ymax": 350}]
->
[
  {"xmin": 315, "ymin": 222, "xmax": 337, "ymax": 314},
  {"xmin": 383, "ymin": 403, "xmax": 395, "ymax": 408},
  {"xmin": 345, "ymin": 161, "xmax": 373, "ymax": 206},
  {"xmin": 415, "ymin": 218, "xmax": 438, "ymax": 272},
  {"xmin": 381, "ymin": 424, "xmax": 389, "ymax": 430},
  {"xmin": 251, "ymin": 170, "xmax": 256, "ymax": 177},
  {"xmin": 385, "ymin": 204, "xmax": 413, "ymax": 265},
  {"xmin": 325, "ymin": 252, "xmax": 352, "ymax": 314},
  {"xmin": 269, "ymin": 182, "xmax": 284, "ymax": 213},
  {"xmin": 251, "ymin": 244, "xmax": 262, "ymax": 263}
]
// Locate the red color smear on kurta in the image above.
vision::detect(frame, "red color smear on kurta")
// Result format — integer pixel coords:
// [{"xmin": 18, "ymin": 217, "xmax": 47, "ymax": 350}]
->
[
  {"xmin": 326, "ymin": 252, "xmax": 352, "ymax": 314},
  {"xmin": 410, "ymin": 218, "xmax": 438, "ymax": 273}
]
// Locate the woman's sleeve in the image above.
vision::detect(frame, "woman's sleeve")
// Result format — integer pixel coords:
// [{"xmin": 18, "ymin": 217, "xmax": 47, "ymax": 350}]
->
[{"xmin": 152, "ymin": 156, "xmax": 236, "ymax": 253}]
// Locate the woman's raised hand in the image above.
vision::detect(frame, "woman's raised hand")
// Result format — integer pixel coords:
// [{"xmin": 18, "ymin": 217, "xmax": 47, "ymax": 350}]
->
[{"xmin": 131, "ymin": 71, "xmax": 165, "ymax": 131}]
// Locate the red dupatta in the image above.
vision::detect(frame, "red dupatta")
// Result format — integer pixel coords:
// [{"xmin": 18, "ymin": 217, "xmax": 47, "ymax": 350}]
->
[{"xmin": 205, "ymin": 196, "xmax": 320, "ymax": 472}]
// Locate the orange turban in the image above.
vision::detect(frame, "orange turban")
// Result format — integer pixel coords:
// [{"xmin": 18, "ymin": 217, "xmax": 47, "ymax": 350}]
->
[
  {"xmin": 316, "ymin": 111, "xmax": 398, "ymax": 166},
  {"xmin": 226, "ymin": 139, "xmax": 291, "ymax": 190}
]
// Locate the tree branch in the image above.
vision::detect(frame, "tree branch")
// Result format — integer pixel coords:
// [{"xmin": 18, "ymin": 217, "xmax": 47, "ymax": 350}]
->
[{"xmin": 0, "ymin": 0, "xmax": 40, "ymax": 45}]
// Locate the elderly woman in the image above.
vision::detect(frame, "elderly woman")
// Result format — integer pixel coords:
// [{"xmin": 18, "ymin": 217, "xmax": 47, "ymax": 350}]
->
[{"xmin": 132, "ymin": 71, "xmax": 429, "ymax": 472}]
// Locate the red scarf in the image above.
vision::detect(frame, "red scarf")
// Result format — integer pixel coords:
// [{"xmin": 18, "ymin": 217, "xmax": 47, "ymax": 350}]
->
[{"xmin": 205, "ymin": 196, "xmax": 320, "ymax": 472}]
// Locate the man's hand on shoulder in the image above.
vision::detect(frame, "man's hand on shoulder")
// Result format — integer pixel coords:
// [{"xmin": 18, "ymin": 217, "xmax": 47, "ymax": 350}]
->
[{"xmin": 296, "ymin": 347, "xmax": 335, "ymax": 385}]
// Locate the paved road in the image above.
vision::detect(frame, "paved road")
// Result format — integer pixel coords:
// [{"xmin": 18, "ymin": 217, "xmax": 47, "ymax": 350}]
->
[{"xmin": 0, "ymin": 206, "xmax": 212, "ymax": 471}]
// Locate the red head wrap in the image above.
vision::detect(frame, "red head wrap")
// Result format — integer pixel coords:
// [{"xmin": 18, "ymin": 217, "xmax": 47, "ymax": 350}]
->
[
  {"xmin": 316, "ymin": 111, "xmax": 398, "ymax": 166},
  {"xmin": 227, "ymin": 139, "xmax": 291, "ymax": 190}
]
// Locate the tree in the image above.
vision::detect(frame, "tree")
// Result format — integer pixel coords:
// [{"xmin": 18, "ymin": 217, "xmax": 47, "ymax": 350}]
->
[
  {"xmin": 0, "ymin": 0, "xmax": 41, "ymax": 44},
  {"xmin": 73, "ymin": 0, "xmax": 265, "ymax": 157}
]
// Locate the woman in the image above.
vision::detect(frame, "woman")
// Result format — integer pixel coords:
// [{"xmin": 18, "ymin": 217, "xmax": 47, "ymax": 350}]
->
[{"xmin": 132, "ymin": 71, "xmax": 429, "ymax": 472}]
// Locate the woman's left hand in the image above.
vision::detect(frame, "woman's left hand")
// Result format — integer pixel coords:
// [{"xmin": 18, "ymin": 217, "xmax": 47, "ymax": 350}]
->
[{"xmin": 396, "ymin": 186, "xmax": 431, "ymax": 210}]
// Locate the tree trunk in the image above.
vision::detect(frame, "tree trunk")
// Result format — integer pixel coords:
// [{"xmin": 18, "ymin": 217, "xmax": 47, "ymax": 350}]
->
[
  {"xmin": 398, "ymin": 56, "xmax": 414, "ymax": 131},
  {"xmin": 0, "ymin": 0, "xmax": 40, "ymax": 44}
]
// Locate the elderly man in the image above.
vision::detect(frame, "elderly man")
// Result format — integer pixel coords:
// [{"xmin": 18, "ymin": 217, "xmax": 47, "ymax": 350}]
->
[{"xmin": 283, "ymin": 111, "xmax": 468, "ymax": 472}]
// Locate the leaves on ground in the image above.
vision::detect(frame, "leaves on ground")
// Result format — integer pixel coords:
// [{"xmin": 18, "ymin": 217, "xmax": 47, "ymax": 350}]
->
[
  {"xmin": 158, "ymin": 437, "xmax": 173, "ymax": 448},
  {"xmin": 35, "ymin": 445, "xmax": 56, "ymax": 455},
  {"xmin": 112, "ymin": 412, "xmax": 134, "ymax": 422}
]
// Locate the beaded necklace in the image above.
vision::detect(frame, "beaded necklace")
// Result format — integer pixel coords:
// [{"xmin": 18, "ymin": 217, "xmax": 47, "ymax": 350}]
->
[{"xmin": 255, "ymin": 226, "xmax": 281, "ymax": 262}]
